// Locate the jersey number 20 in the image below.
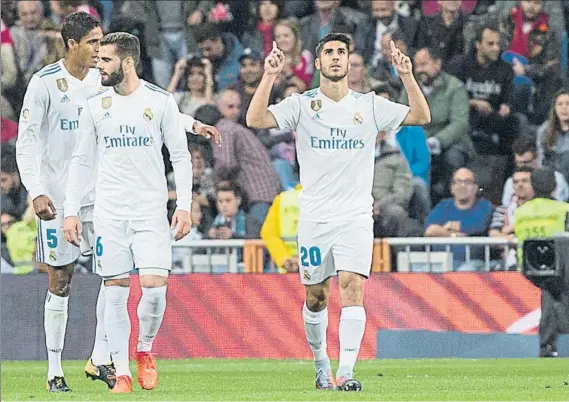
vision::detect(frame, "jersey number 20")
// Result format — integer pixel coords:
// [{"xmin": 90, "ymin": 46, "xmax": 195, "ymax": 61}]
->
[{"xmin": 300, "ymin": 246, "xmax": 322, "ymax": 267}]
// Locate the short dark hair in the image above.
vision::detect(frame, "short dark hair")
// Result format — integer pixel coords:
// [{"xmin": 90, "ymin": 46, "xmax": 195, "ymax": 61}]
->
[
  {"xmin": 531, "ymin": 168, "xmax": 556, "ymax": 198},
  {"xmin": 475, "ymin": 22, "xmax": 500, "ymax": 43},
  {"xmin": 194, "ymin": 105, "xmax": 222, "ymax": 127},
  {"xmin": 61, "ymin": 12, "xmax": 100, "ymax": 51},
  {"xmin": 315, "ymin": 33, "xmax": 352, "ymax": 57},
  {"xmin": 216, "ymin": 181, "xmax": 241, "ymax": 198},
  {"xmin": 514, "ymin": 166, "xmax": 534, "ymax": 175},
  {"xmin": 371, "ymin": 82, "xmax": 399, "ymax": 100},
  {"xmin": 416, "ymin": 47, "xmax": 443, "ymax": 61},
  {"xmin": 100, "ymin": 32, "xmax": 140, "ymax": 67},
  {"xmin": 512, "ymin": 135, "xmax": 537, "ymax": 156},
  {"xmin": 194, "ymin": 23, "xmax": 222, "ymax": 43}
]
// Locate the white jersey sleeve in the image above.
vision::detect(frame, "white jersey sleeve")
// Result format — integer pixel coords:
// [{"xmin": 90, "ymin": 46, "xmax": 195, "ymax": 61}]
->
[
  {"xmin": 178, "ymin": 112, "xmax": 198, "ymax": 134},
  {"xmin": 164, "ymin": 95, "xmax": 193, "ymax": 212},
  {"xmin": 16, "ymin": 75, "xmax": 49, "ymax": 200},
  {"xmin": 372, "ymin": 95, "xmax": 410, "ymax": 132},
  {"xmin": 63, "ymin": 103, "xmax": 97, "ymax": 218},
  {"xmin": 268, "ymin": 94, "xmax": 302, "ymax": 131}
]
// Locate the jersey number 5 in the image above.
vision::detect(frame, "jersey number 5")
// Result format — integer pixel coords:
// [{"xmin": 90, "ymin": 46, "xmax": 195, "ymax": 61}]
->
[{"xmin": 300, "ymin": 246, "xmax": 322, "ymax": 267}]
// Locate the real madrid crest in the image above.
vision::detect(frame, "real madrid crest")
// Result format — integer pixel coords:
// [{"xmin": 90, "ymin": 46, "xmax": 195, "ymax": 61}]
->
[
  {"xmin": 56, "ymin": 78, "xmax": 68, "ymax": 92},
  {"xmin": 353, "ymin": 112, "xmax": 363, "ymax": 125},
  {"xmin": 311, "ymin": 100, "xmax": 322, "ymax": 112},
  {"xmin": 101, "ymin": 96, "xmax": 112, "ymax": 109},
  {"xmin": 143, "ymin": 108, "xmax": 153, "ymax": 121}
]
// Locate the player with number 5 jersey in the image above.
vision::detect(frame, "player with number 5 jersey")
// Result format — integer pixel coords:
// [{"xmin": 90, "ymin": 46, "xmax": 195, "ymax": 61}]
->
[{"xmin": 247, "ymin": 36, "xmax": 430, "ymax": 391}]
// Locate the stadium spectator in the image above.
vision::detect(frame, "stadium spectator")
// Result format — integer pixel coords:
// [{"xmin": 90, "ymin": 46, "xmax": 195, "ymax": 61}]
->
[
  {"xmin": 1, "ymin": 19, "xmax": 18, "ymax": 94},
  {"xmin": 195, "ymin": 22, "xmax": 244, "ymax": 91},
  {"xmin": 498, "ymin": 0, "xmax": 563, "ymax": 125},
  {"xmin": 229, "ymin": 48, "xmax": 283, "ymax": 127},
  {"xmin": 171, "ymin": 199, "xmax": 204, "ymax": 273},
  {"xmin": 425, "ymin": 167, "xmax": 494, "ymax": 271},
  {"xmin": 260, "ymin": 184, "xmax": 301, "ymax": 273},
  {"xmin": 216, "ymin": 88, "xmax": 242, "ymax": 123},
  {"xmin": 502, "ymin": 136, "xmax": 569, "ymax": 207},
  {"xmin": 196, "ymin": 0, "xmax": 254, "ymax": 41},
  {"xmin": 368, "ymin": 28, "xmax": 408, "ymax": 93},
  {"xmin": 489, "ymin": 166, "xmax": 534, "ymax": 270},
  {"xmin": 195, "ymin": 105, "xmax": 281, "ymax": 238},
  {"xmin": 374, "ymin": 83, "xmax": 431, "ymax": 224},
  {"xmin": 300, "ymin": 0, "xmax": 369, "ymax": 61},
  {"xmin": 11, "ymin": 0, "xmax": 47, "ymax": 84},
  {"xmin": 2, "ymin": 196, "xmax": 37, "ymax": 275},
  {"xmin": 207, "ymin": 182, "xmax": 246, "ymax": 240},
  {"xmin": 167, "ymin": 56, "xmax": 214, "ymax": 117},
  {"xmin": 1, "ymin": 94, "xmax": 16, "ymax": 121},
  {"xmin": 400, "ymin": 47, "xmax": 471, "ymax": 203},
  {"xmin": 537, "ymin": 89, "xmax": 569, "ymax": 183},
  {"xmin": 447, "ymin": 23, "xmax": 518, "ymax": 204},
  {"xmin": 372, "ymin": 130, "xmax": 416, "ymax": 238},
  {"xmin": 1, "ymin": 117, "xmax": 17, "ymax": 145},
  {"xmin": 274, "ymin": 19, "xmax": 313, "ymax": 92},
  {"xmin": 366, "ymin": 0, "xmax": 417, "ymax": 67},
  {"xmin": 1, "ymin": 211, "xmax": 15, "ymax": 266},
  {"xmin": 347, "ymin": 52, "xmax": 380, "ymax": 94},
  {"xmin": 1, "ymin": 148, "xmax": 28, "ymax": 221},
  {"xmin": 242, "ymin": 0, "xmax": 282, "ymax": 57},
  {"xmin": 36, "ymin": 19, "xmax": 66, "ymax": 67},
  {"xmin": 415, "ymin": 0, "xmax": 466, "ymax": 66}
]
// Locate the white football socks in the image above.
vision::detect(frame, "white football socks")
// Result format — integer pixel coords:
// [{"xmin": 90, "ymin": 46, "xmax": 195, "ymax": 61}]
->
[
  {"xmin": 90, "ymin": 282, "xmax": 110, "ymax": 366},
  {"xmin": 302, "ymin": 302, "xmax": 329, "ymax": 363},
  {"xmin": 337, "ymin": 306, "xmax": 366, "ymax": 378},
  {"xmin": 44, "ymin": 291, "xmax": 68, "ymax": 379},
  {"xmin": 137, "ymin": 286, "xmax": 167, "ymax": 353},
  {"xmin": 104, "ymin": 286, "xmax": 131, "ymax": 378}
]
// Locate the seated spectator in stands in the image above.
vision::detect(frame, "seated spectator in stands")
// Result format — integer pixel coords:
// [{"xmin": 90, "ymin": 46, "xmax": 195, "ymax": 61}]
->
[
  {"xmin": 229, "ymin": 48, "xmax": 283, "ymax": 127},
  {"xmin": 502, "ymin": 136, "xmax": 569, "ymax": 207},
  {"xmin": 1, "ymin": 19, "xmax": 18, "ymax": 95},
  {"xmin": 3, "ymin": 197, "xmax": 36, "ymax": 274},
  {"xmin": 242, "ymin": 0, "xmax": 282, "ymax": 57},
  {"xmin": 415, "ymin": 0, "xmax": 466, "ymax": 66},
  {"xmin": 167, "ymin": 56, "xmax": 214, "ymax": 117},
  {"xmin": 490, "ymin": 166, "xmax": 534, "ymax": 270},
  {"xmin": 195, "ymin": 23, "xmax": 244, "ymax": 91},
  {"xmin": 366, "ymin": 0, "xmax": 417, "ymax": 67},
  {"xmin": 401, "ymin": 47, "xmax": 472, "ymax": 204},
  {"xmin": 260, "ymin": 184, "xmax": 301, "ymax": 273},
  {"xmin": 11, "ymin": 0, "xmax": 47, "ymax": 84},
  {"xmin": 300, "ymin": 0, "xmax": 369, "ymax": 62},
  {"xmin": 499, "ymin": 0, "xmax": 563, "ymax": 125},
  {"xmin": 447, "ymin": 23, "xmax": 518, "ymax": 205},
  {"xmin": 374, "ymin": 83, "xmax": 431, "ymax": 223},
  {"xmin": 372, "ymin": 130, "xmax": 420, "ymax": 238},
  {"xmin": 274, "ymin": 19, "xmax": 313, "ymax": 92},
  {"xmin": 347, "ymin": 52, "xmax": 380, "ymax": 94},
  {"xmin": 216, "ymin": 88, "xmax": 242, "ymax": 124},
  {"xmin": 195, "ymin": 105, "xmax": 281, "ymax": 238},
  {"xmin": 1, "ymin": 117, "xmax": 17, "ymax": 145},
  {"xmin": 537, "ymin": 89, "xmax": 569, "ymax": 183},
  {"xmin": 172, "ymin": 199, "xmax": 204, "ymax": 273},
  {"xmin": 425, "ymin": 168, "xmax": 494, "ymax": 271},
  {"xmin": 37, "ymin": 19, "xmax": 66, "ymax": 66},
  {"xmin": 207, "ymin": 183, "xmax": 246, "ymax": 240},
  {"xmin": 368, "ymin": 28, "xmax": 409, "ymax": 93},
  {"xmin": 1, "ymin": 149, "xmax": 28, "ymax": 220}
]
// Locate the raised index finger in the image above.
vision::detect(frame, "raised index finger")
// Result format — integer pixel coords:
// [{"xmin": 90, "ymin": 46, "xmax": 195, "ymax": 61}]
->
[
  {"xmin": 390, "ymin": 40, "xmax": 397, "ymax": 53},
  {"xmin": 273, "ymin": 41, "xmax": 278, "ymax": 51}
]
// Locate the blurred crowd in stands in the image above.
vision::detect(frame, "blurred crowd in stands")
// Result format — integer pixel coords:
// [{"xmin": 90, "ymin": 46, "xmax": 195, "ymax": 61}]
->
[{"xmin": 3, "ymin": 0, "xmax": 569, "ymax": 273}]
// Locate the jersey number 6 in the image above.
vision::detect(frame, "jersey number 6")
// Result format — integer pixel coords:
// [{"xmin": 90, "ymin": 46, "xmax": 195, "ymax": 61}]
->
[{"xmin": 300, "ymin": 246, "xmax": 322, "ymax": 267}]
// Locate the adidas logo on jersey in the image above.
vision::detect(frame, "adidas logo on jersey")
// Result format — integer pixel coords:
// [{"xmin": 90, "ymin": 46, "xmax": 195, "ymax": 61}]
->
[
  {"xmin": 102, "ymin": 112, "xmax": 111, "ymax": 120},
  {"xmin": 61, "ymin": 95, "xmax": 70, "ymax": 103}
]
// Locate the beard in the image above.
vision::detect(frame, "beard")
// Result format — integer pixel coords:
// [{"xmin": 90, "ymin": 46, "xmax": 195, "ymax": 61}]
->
[
  {"xmin": 320, "ymin": 68, "xmax": 348, "ymax": 83},
  {"xmin": 101, "ymin": 68, "xmax": 125, "ymax": 87}
]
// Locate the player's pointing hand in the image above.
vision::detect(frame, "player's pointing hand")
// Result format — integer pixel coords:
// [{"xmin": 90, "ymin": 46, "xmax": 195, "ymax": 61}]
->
[
  {"xmin": 390, "ymin": 40, "xmax": 412, "ymax": 77},
  {"xmin": 171, "ymin": 209, "xmax": 192, "ymax": 241},
  {"xmin": 265, "ymin": 41, "xmax": 285, "ymax": 76},
  {"xmin": 63, "ymin": 216, "xmax": 82, "ymax": 247}
]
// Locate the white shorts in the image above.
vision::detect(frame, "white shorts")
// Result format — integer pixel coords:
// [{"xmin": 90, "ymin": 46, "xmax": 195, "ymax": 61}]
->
[
  {"xmin": 36, "ymin": 206, "xmax": 95, "ymax": 267},
  {"xmin": 296, "ymin": 215, "xmax": 373, "ymax": 285},
  {"xmin": 93, "ymin": 216, "xmax": 172, "ymax": 279}
]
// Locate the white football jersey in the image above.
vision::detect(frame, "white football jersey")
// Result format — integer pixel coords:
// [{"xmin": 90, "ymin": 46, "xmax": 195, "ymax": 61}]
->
[
  {"xmin": 268, "ymin": 89, "xmax": 409, "ymax": 222},
  {"xmin": 63, "ymin": 80, "xmax": 193, "ymax": 221},
  {"xmin": 16, "ymin": 59, "xmax": 101, "ymax": 208}
]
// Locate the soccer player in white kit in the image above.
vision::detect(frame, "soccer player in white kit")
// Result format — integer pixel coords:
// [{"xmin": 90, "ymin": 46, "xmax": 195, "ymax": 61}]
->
[
  {"xmin": 63, "ymin": 32, "xmax": 218, "ymax": 394},
  {"xmin": 15, "ymin": 12, "xmax": 109, "ymax": 392},
  {"xmin": 247, "ymin": 35, "xmax": 430, "ymax": 391}
]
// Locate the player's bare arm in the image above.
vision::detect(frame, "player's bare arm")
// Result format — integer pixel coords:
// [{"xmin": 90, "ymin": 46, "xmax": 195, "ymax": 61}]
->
[
  {"xmin": 390, "ymin": 40, "xmax": 431, "ymax": 126},
  {"xmin": 246, "ymin": 41, "xmax": 284, "ymax": 129}
]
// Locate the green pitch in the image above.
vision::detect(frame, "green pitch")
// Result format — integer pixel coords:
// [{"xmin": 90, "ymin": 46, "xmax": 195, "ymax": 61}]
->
[{"xmin": 2, "ymin": 359, "xmax": 568, "ymax": 401}]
